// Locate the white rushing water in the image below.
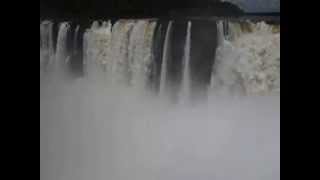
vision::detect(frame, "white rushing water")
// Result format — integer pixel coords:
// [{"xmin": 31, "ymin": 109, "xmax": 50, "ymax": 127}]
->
[
  {"xmin": 40, "ymin": 19, "xmax": 280, "ymax": 180},
  {"xmin": 73, "ymin": 25, "xmax": 80, "ymax": 54},
  {"xmin": 211, "ymin": 21, "xmax": 280, "ymax": 96},
  {"xmin": 83, "ymin": 21, "xmax": 113, "ymax": 80},
  {"xmin": 40, "ymin": 21, "xmax": 54, "ymax": 75},
  {"xmin": 179, "ymin": 21, "xmax": 192, "ymax": 104},
  {"xmin": 127, "ymin": 20, "xmax": 157, "ymax": 90},
  {"xmin": 159, "ymin": 21, "xmax": 173, "ymax": 97},
  {"xmin": 55, "ymin": 22, "xmax": 71, "ymax": 73}
]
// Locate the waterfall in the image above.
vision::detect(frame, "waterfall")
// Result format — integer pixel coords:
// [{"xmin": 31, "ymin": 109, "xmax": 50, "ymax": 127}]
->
[
  {"xmin": 144, "ymin": 21, "xmax": 157, "ymax": 87},
  {"xmin": 73, "ymin": 25, "xmax": 80, "ymax": 55},
  {"xmin": 91, "ymin": 21, "xmax": 100, "ymax": 29},
  {"xmin": 40, "ymin": 19, "xmax": 280, "ymax": 96},
  {"xmin": 179, "ymin": 21, "xmax": 192, "ymax": 104},
  {"xmin": 159, "ymin": 21, "xmax": 173, "ymax": 97},
  {"xmin": 128, "ymin": 20, "xmax": 153, "ymax": 89},
  {"xmin": 211, "ymin": 21, "xmax": 280, "ymax": 96},
  {"xmin": 81, "ymin": 20, "xmax": 157, "ymax": 88},
  {"xmin": 83, "ymin": 21, "xmax": 112, "ymax": 79},
  {"xmin": 40, "ymin": 21, "xmax": 54, "ymax": 73},
  {"xmin": 55, "ymin": 22, "xmax": 70, "ymax": 73},
  {"xmin": 210, "ymin": 21, "xmax": 226, "ymax": 94},
  {"xmin": 109, "ymin": 20, "xmax": 135, "ymax": 84},
  {"xmin": 217, "ymin": 21, "xmax": 225, "ymax": 45},
  {"xmin": 40, "ymin": 19, "xmax": 280, "ymax": 180}
]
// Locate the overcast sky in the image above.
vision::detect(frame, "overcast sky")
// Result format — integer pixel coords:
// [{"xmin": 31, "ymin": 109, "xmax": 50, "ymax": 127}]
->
[{"xmin": 223, "ymin": 0, "xmax": 279, "ymax": 12}]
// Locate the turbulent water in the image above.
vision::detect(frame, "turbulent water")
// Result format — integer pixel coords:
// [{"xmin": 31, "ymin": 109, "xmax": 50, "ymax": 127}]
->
[
  {"xmin": 40, "ymin": 21, "xmax": 54, "ymax": 75},
  {"xmin": 211, "ymin": 21, "xmax": 280, "ymax": 96},
  {"xmin": 40, "ymin": 19, "xmax": 280, "ymax": 180}
]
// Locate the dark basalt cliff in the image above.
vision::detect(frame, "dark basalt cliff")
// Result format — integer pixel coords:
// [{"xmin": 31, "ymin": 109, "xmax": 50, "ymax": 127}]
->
[{"xmin": 40, "ymin": 0, "xmax": 244, "ymax": 19}]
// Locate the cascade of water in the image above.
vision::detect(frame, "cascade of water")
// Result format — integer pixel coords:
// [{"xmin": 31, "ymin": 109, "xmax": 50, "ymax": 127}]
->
[
  {"xmin": 91, "ymin": 21, "xmax": 100, "ymax": 30},
  {"xmin": 81, "ymin": 19, "xmax": 156, "ymax": 87},
  {"xmin": 232, "ymin": 22, "xmax": 280, "ymax": 94},
  {"xmin": 144, "ymin": 21, "xmax": 157, "ymax": 89},
  {"xmin": 217, "ymin": 21, "xmax": 225, "ymax": 45},
  {"xmin": 99, "ymin": 21, "xmax": 113, "ymax": 74},
  {"xmin": 210, "ymin": 20, "xmax": 247, "ymax": 96},
  {"xmin": 102, "ymin": 21, "xmax": 109, "ymax": 28},
  {"xmin": 211, "ymin": 21, "xmax": 280, "ymax": 96},
  {"xmin": 73, "ymin": 25, "xmax": 80, "ymax": 55},
  {"xmin": 40, "ymin": 19, "xmax": 280, "ymax": 96},
  {"xmin": 83, "ymin": 21, "xmax": 100, "ymax": 77},
  {"xmin": 55, "ymin": 22, "xmax": 71, "ymax": 73},
  {"xmin": 109, "ymin": 20, "xmax": 135, "ymax": 85},
  {"xmin": 210, "ymin": 21, "xmax": 225, "ymax": 92},
  {"xmin": 83, "ymin": 21, "xmax": 112, "ymax": 79},
  {"xmin": 83, "ymin": 30, "xmax": 89, "ymax": 75},
  {"xmin": 41, "ymin": 20, "xmax": 280, "ymax": 180},
  {"xmin": 179, "ymin": 21, "xmax": 192, "ymax": 104},
  {"xmin": 159, "ymin": 21, "xmax": 173, "ymax": 97},
  {"xmin": 228, "ymin": 22, "xmax": 242, "ymax": 41},
  {"xmin": 128, "ymin": 20, "xmax": 149, "ymax": 88},
  {"xmin": 127, "ymin": 20, "xmax": 157, "ymax": 89},
  {"xmin": 40, "ymin": 21, "xmax": 54, "ymax": 72}
]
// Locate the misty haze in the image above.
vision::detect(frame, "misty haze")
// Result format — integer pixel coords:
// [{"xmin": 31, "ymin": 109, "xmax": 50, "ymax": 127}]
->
[{"xmin": 40, "ymin": 5, "xmax": 280, "ymax": 179}]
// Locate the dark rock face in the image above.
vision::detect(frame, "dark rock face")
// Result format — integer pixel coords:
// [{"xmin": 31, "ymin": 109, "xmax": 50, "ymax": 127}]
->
[
  {"xmin": 189, "ymin": 20, "xmax": 218, "ymax": 101},
  {"xmin": 150, "ymin": 20, "xmax": 218, "ymax": 101},
  {"xmin": 40, "ymin": 0, "xmax": 244, "ymax": 19}
]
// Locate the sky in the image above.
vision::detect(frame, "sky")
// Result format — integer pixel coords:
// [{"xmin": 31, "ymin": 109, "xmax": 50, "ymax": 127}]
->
[{"xmin": 223, "ymin": 0, "xmax": 279, "ymax": 12}]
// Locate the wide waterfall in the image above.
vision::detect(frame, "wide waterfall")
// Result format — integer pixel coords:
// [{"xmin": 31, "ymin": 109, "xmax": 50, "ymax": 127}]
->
[{"xmin": 40, "ymin": 19, "xmax": 280, "ymax": 180}]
